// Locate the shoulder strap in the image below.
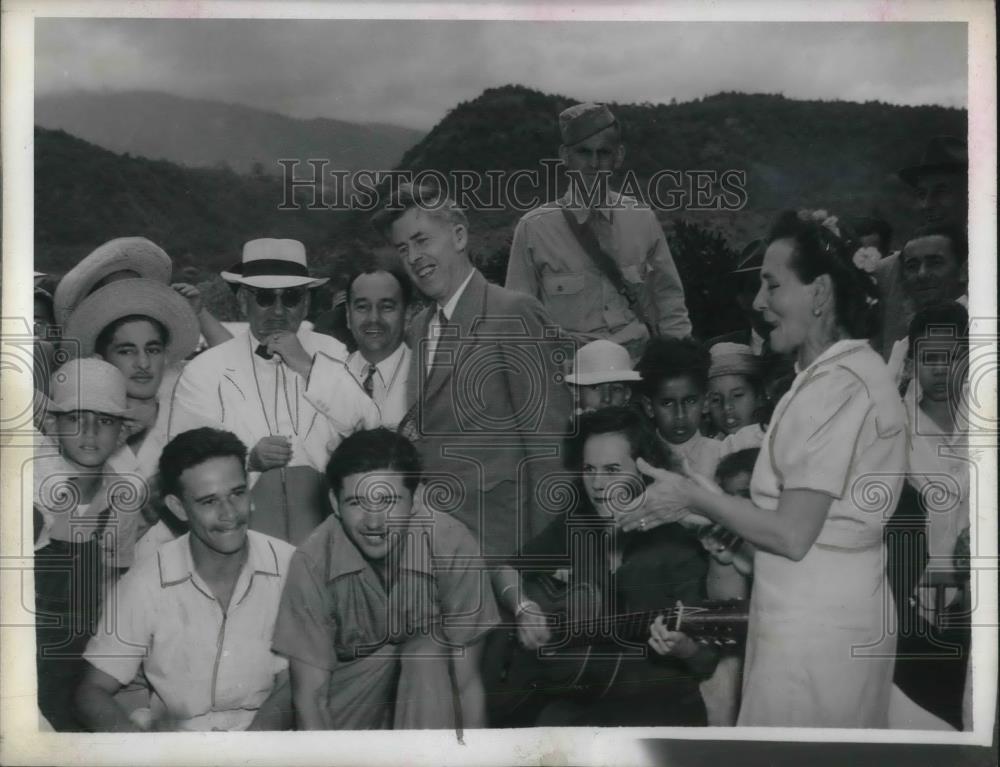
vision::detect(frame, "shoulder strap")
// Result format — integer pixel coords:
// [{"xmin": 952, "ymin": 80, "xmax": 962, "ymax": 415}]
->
[{"xmin": 559, "ymin": 207, "xmax": 655, "ymax": 336}]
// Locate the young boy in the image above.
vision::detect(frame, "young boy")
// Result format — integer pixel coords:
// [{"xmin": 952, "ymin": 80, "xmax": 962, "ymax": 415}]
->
[
  {"xmin": 706, "ymin": 343, "xmax": 765, "ymax": 437},
  {"xmin": 565, "ymin": 339, "xmax": 642, "ymax": 415},
  {"xmin": 272, "ymin": 428, "xmax": 500, "ymax": 730},
  {"xmin": 75, "ymin": 427, "xmax": 295, "ymax": 732},
  {"xmin": 636, "ymin": 338, "xmax": 762, "ymax": 481},
  {"xmin": 34, "ymin": 358, "xmax": 144, "ymax": 730}
]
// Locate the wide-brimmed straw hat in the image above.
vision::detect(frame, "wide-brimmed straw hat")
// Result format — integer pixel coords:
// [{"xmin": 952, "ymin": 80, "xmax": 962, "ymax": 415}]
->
[
  {"xmin": 221, "ymin": 239, "xmax": 328, "ymax": 289},
  {"xmin": 47, "ymin": 358, "xmax": 136, "ymax": 418},
  {"xmin": 63, "ymin": 279, "xmax": 200, "ymax": 362},
  {"xmin": 566, "ymin": 339, "xmax": 642, "ymax": 386},
  {"xmin": 54, "ymin": 237, "xmax": 174, "ymax": 325},
  {"xmin": 898, "ymin": 136, "xmax": 967, "ymax": 188}
]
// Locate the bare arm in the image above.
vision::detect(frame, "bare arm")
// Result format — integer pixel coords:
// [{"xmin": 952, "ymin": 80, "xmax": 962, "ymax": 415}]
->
[
  {"xmin": 246, "ymin": 668, "xmax": 292, "ymax": 731},
  {"xmin": 288, "ymin": 657, "xmax": 332, "ymax": 730},
  {"xmin": 453, "ymin": 640, "xmax": 487, "ymax": 729},
  {"xmin": 74, "ymin": 663, "xmax": 140, "ymax": 733},
  {"xmin": 172, "ymin": 283, "xmax": 233, "ymax": 348}
]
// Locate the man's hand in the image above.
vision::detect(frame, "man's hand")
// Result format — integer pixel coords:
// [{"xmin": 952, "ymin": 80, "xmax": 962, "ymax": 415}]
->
[
  {"xmin": 172, "ymin": 282, "xmax": 204, "ymax": 315},
  {"xmin": 265, "ymin": 330, "xmax": 313, "ymax": 379},
  {"xmin": 249, "ymin": 435, "xmax": 293, "ymax": 471},
  {"xmin": 648, "ymin": 615, "xmax": 699, "ymax": 659},
  {"xmin": 516, "ymin": 601, "xmax": 551, "ymax": 651}
]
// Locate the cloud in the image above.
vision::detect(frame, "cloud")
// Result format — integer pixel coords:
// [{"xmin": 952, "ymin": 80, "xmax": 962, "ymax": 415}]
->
[{"xmin": 34, "ymin": 19, "xmax": 967, "ymax": 129}]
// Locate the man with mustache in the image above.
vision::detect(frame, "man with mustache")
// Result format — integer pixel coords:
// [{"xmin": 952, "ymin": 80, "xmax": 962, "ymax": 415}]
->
[
  {"xmin": 506, "ymin": 102, "xmax": 691, "ymax": 361},
  {"xmin": 306, "ymin": 255, "xmax": 411, "ymax": 430},
  {"xmin": 170, "ymin": 239, "xmax": 378, "ymax": 544},
  {"xmin": 75, "ymin": 428, "xmax": 294, "ymax": 731},
  {"xmin": 873, "ymin": 137, "xmax": 968, "ymax": 362}
]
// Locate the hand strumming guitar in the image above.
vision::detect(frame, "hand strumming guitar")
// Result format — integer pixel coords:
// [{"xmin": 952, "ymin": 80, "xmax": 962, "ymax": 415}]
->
[
  {"xmin": 516, "ymin": 600, "xmax": 551, "ymax": 650},
  {"xmin": 647, "ymin": 615, "xmax": 699, "ymax": 660}
]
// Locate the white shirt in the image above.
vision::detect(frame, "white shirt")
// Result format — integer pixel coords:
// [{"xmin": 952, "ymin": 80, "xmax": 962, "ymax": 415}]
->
[
  {"xmin": 346, "ymin": 343, "xmax": 410, "ymax": 429},
  {"xmin": 426, "ymin": 269, "xmax": 476, "ymax": 372}
]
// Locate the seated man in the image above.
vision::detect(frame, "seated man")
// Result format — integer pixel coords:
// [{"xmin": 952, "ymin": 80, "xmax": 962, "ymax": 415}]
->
[
  {"xmin": 75, "ymin": 428, "xmax": 295, "ymax": 732},
  {"xmin": 272, "ymin": 428, "xmax": 499, "ymax": 730}
]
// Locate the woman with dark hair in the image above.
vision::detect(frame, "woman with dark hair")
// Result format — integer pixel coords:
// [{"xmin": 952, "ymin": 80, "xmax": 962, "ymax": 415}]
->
[
  {"xmin": 644, "ymin": 210, "xmax": 908, "ymax": 727},
  {"xmin": 489, "ymin": 406, "xmax": 719, "ymax": 727}
]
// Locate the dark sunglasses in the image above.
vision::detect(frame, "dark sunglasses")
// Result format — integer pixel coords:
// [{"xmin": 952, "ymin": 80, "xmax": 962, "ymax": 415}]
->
[{"xmin": 247, "ymin": 287, "xmax": 306, "ymax": 308}]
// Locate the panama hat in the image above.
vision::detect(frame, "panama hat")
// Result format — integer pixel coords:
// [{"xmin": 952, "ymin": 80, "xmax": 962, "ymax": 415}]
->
[
  {"xmin": 898, "ymin": 136, "xmax": 967, "ymax": 188},
  {"xmin": 63, "ymin": 279, "xmax": 200, "ymax": 362},
  {"xmin": 566, "ymin": 339, "xmax": 642, "ymax": 386},
  {"xmin": 47, "ymin": 358, "xmax": 136, "ymax": 418},
  {"xmin": 53, "ymin": 237, "xmax": 174, "ymax": 326},
  {"xmin": 221, "ymin": 239, "xmax": 328, "ymax": 289}
]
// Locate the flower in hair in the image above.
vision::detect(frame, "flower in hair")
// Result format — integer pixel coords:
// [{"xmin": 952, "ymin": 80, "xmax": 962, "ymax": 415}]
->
[{"xmin": 852, "ymin": 246, "xmax": 882, "ymax": 274}]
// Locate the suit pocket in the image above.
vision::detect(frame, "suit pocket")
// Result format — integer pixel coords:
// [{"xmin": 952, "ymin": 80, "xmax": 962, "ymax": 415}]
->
[{"xmin": 542, "ymin": 272, "xmax": 585, "ymax": 298}]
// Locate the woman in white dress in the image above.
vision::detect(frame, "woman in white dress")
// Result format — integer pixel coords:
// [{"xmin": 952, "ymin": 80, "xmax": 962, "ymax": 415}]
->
[{"xmin": 646, "ymin": 210, "xmax": 908, "ymax": 727}]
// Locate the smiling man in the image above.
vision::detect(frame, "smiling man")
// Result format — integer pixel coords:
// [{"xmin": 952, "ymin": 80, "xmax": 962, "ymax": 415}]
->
[
  {"xmin": 272, "ymin": 428, "xmax": 498, "ymax": 730},
  {"xmin": 506, "ymin": 102, "xmax": 691, "ymax": 360},
  {"xmin": 75, "ymin": 428, "xmax": 295, "ymax": 732}
]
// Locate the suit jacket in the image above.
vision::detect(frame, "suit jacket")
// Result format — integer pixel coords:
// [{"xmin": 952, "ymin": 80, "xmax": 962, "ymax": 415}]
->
[
  {"xmin": 403, "ymin": 270, "xmax": 573, "ymax": 558},
  {"xmin": 169, "ymin": 329, "xmax": 349, "ymax": 477}
]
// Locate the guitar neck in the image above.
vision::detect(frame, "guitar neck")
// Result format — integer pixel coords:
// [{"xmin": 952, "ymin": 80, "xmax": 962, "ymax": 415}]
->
[{"xmin": 550, "ymin": 599, "xmax": 749, "ymax": 649}]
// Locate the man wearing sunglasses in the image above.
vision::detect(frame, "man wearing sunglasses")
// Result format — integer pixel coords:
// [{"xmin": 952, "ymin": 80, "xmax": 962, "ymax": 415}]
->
[{"xmin": 170, "ymin": 239, "xmax": 379, "ymax": 544}]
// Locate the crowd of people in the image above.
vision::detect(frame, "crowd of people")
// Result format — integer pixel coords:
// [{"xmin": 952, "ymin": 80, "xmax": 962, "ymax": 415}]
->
[{"xmin": 29, "ymin": 102, "xmax": 974, "ymax": 733}]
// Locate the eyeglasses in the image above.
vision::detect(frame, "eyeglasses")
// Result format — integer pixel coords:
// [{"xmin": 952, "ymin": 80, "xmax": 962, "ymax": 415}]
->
[{"xmin": 246, "ymin": 287, "xmax": 305, "ymax": 308}]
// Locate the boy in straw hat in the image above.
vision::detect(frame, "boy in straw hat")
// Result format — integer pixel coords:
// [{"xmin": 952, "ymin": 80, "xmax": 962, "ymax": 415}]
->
[
  {"xmin": 565, "ymin": 338, "xmax": 641, "ymax": 416},
  {"xmin": 170, "ymin": 239, "xmax": 379, "ymax": 545},
  {"xmin": 33, "ymin": 358, "xmax": 146, "ymax": 730},
  {"xmin": 706, "ymin": 342, "xmax": 766, "ymax": 438},
  {"xmin": 506, "ymin": 102, "xmax": 691, "ymax": 360}
]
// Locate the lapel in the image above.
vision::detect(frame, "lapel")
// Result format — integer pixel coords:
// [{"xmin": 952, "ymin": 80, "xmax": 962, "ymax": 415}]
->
[
  {"xmin": 422, "ymin": 271, "xmax": 487, "ymax": 404},
  {"xmin": 225, "ymin": 333, "xmax": 279, "ymax": 439}
]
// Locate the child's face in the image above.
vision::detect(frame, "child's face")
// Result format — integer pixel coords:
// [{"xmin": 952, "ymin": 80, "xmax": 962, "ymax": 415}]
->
[
  {"xmin": 720, "ymin": 470, "xmax": 753, "ymax": 500},
  {"xmin": 575, "ymin": 381, "xmax": 632, "ymax": 413},
  {"xmin": 642, "ymin": 375, "xmax": 705, "ymax": 445},
  {"xmin": 336, "ymin": 471, "xmax": 415, "ymax": 561},
  {"xmin": 55, "ymin": 410, "xmax": 122, "ymax": 468},
  {"xmin": 914, "ymin": 337, "xmax": 965, "ymax": 403},
  {"xmin": 707, "ymin": 374, "xmax": 761, "ymax": 435}
]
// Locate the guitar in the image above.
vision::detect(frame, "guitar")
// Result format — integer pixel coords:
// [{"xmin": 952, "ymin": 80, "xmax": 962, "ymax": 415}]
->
[{"xmin": 483, "ymin": 575, "xmax": 748, "ymax": 726}]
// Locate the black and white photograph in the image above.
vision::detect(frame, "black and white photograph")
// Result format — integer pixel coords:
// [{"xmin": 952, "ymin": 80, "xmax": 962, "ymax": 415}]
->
[{"xmin": 1, "ymin": 1, "xmax": 996, "ymax": 765}]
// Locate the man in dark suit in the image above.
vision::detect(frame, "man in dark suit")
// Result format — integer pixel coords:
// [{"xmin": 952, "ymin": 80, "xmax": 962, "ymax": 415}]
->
[{"xmin": 372, "ymin": 183, "xmax": 573, "ymax": 583}]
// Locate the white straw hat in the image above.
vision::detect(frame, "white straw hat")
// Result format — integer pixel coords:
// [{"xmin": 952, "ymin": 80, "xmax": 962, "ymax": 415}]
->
[
  {"xmin": 47, "ymin": 358, "xmax": 136, "ymax": 418},
  {"xmin": 53, "ymin": 237, "xmax": 174, "ymax": 325},
  {"xmin": 565, "ymin": 339, "xmax": 642, "ymax": 386},
  {"xmin": 221, "ymin": 239, "xmax": 328, "ymax": 289}
]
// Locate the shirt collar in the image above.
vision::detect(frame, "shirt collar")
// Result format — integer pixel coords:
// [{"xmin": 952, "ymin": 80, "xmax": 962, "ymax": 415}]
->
[
  {"xmin": 793, "ymin": 338, "xmax": 869, "ymax": 376},
  {"xmin": 349, "ymin": 342, "xmax": 408, "ymax": 381},
  {"xmin": 560, "ymin": 189, "xmax": 622, "ymax": 224},
  {"xmin": 323, "ymin": 510, "xmax": 435, "ymax": 584},
  {"xmin": 437, "ymin": 269, "xmax": 476, "ymax": 321},
  {"xmin": 157, "ymin": 530, "xmax": 283, "ymax": 590}
]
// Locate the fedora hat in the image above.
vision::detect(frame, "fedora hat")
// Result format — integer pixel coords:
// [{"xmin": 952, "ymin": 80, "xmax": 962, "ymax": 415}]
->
[
  {"xmin": 64, "ymin": 279, "xmax": 201, "ymax": 362},
  {"xmin": 54, "ymin": 238, "xmax": 174, "ymax": 325},
  {"xmin": 898, "ymin": 136, "xmax": 967, "ymax": 188},
  {"xmin": 47, "ymin": 358, "xmax": 136, "ymax": 418},
  {"xmin": 221, "ymin": 239, "xmax": 328, "ymax": 289},
  {"xmin": 566, "ymin": 339, "xmax": 642, "ymax": 386}
]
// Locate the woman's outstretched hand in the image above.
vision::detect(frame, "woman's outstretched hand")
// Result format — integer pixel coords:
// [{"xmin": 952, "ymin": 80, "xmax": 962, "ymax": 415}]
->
[{"xmin": 615, "ymin": 458, "xmax": 697, "ymax": 533}]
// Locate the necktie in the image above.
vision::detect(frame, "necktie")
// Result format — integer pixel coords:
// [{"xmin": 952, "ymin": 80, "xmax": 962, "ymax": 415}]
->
[{"xmin": 362, "ymin": 363, "xmax": 377, "ymax": 399}]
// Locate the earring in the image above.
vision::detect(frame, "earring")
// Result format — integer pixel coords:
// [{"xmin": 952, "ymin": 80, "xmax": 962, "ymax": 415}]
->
[{"xmin": 812, "ymin": 308, "xmax": 822, "ymax": 316}]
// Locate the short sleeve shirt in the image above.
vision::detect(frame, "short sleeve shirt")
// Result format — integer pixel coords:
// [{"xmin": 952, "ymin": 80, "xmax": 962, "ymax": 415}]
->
[{"xmin": 84, "ymin": 531, "xmax": 294, "ymax": 731}]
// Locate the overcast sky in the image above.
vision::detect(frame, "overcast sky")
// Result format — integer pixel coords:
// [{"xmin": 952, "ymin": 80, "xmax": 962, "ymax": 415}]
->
[{"xmin": 35, "ymin": 19, "xmax": 967, "ymax": 129}]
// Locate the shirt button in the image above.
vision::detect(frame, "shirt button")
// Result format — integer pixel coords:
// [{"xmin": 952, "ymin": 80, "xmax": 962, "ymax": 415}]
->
[{"xmin": 557, "ymin": 285, "xmax": 564, "ymax": 292}]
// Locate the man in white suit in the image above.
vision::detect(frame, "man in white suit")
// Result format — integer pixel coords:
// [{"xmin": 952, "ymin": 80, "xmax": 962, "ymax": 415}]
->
[{"xmin": 169, "ymin": 239, "xmax": 377, "ymax": 543}]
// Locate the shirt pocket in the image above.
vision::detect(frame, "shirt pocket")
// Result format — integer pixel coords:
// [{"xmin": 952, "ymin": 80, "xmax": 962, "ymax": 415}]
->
[{"xmin": 542, "ymin": 272, "xmax": 585, "ymax": 299}]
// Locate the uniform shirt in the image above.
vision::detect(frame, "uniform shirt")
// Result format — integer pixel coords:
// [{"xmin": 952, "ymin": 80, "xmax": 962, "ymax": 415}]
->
[
  {"xmin": 272, "ymin": 509, "xmax": 499, "ymax": 729},
  {"xmin": 506, "ymin": 190, "xmax": 691, "ymax": 342},
  {"xmin": 84, "ymin": 531, "xmax": 294, "ymax": 731}
]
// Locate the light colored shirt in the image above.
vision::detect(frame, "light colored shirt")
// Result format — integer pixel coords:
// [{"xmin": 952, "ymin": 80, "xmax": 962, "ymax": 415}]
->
[
  {"xmin": 345, "ymin": 344, "xmax": 410, "ymax": 430},
  {"xmin": 665, "ymin": 424, "xmax": 765, "ymax": 480},
  {"xmin": 84, "ymin": 530, "xmax": 294, "ymax": 731},
  {"xmin": 506, "ymin": 190, "xmax": 691, "ymax": 341},
  {"xmin": 426, "ymin": 268, "xmax": 476, "ymax": 372}
]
